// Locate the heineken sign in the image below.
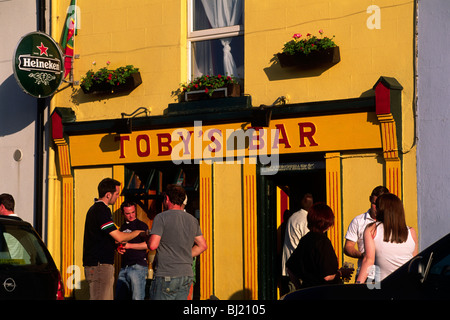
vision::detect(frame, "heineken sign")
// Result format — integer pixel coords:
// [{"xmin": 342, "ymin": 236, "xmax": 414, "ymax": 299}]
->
[{"xmin": 13, "ymin": 32, "xmax": 64, "ymax": 98}]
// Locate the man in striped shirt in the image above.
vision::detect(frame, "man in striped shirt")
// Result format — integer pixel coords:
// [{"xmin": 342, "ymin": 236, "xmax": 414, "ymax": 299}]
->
[{"xmin": 83, "ymin": 178, "xmax": 144, "ymax": 300}]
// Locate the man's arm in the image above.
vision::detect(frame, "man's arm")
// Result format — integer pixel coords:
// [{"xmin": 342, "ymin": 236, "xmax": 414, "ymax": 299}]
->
[
  {"xmin": 109, "ymin": 229, "xmax": 144, "ymax": 243},
  {"xmin": 124, "ymin": 242, "xmax": 148, "ymax": 250},
  {"xmin": 148, "ymin": 234, "xmax": 161, "ymax": 251},
  {"xmin": 344, "ymin": 239, "xmax": 363, "ymax": 259},
  {"xmin": 192, "ymin": 235, "xmax": 207, "ymax": 257}
]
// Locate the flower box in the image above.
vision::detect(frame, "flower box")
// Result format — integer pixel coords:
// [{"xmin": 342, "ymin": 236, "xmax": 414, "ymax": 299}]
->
[
  {"xmin": 183, "ymin": 83, "xmax": 241, "ymax": 102},
  {"xmin": 277, "ymin": 46, "xmax": 340, "ymax": 69},
  {"xmin": 81, "ymin": 72, "xmax": 142, "ymax": 94}
]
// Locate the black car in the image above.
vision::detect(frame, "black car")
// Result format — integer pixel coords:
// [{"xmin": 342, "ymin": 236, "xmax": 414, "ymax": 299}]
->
[
  {"xmin": 0, "ymin": 216, "xmax": 64, "ymax": 300},
  {"xmin": 282, "ymin": 232, "xmax": 450, "ymax": 300}
]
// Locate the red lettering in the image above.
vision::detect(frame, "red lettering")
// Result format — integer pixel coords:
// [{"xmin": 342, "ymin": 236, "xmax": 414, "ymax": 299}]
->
[
  {"xmin": 249, "ymin": 127, "xmax": 264, "ymax": 150},
  {"xmin": 273, "ymin": 124, "xmax": 291, "ymax": 149},
  {"xmin": 136, "ymin": 135, "xmax": 150, "ymax": 157},
  {"xmin": 157, "ymin": 133, "xmax": 172, "ymax": 156},
  {"xmin": 118, "ymin": 135, "xmax": 130, "ymax": 158},
  {"xmin": 177, "ymin": 131, "xmax": 193, "ymax": 155},
  {"xmin": 207, "ymin": 129, "xmax": 222, "ymax": 153},
  {"xmin": 298, "ymin": 122, "xmax": 318, "ymax": 147}
]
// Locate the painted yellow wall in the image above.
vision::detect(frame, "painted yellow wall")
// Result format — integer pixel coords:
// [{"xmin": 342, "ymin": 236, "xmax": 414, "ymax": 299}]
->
[
  {"xmin": 245, "ymin": 0, "xmax": 414, "ymax": 106},
  {"xmin": 54, "ymin": 0, "xmax": 187, "ymax": 121},
  {"xmin": 212, "ymin": 162, "xmax": 244, "ymax": 299}
]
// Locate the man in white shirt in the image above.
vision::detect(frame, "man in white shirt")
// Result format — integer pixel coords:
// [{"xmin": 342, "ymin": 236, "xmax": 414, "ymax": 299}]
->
[
  {"xmin": 281, "ymin": 193, "xmax": 313, "ymax": 294},
  {"xmin": 344, "ymin": 186, "xmax": 389, "ymax": 275}
]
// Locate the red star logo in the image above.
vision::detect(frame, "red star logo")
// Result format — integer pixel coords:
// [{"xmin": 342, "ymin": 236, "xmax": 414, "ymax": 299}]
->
[{"xmin": 37, "ymin": 42, "xmax": 48, "ymax": 56}]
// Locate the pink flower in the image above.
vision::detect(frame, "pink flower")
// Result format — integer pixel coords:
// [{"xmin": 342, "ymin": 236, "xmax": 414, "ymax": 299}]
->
[
  {"xmin": 293, "ymin": 33, "xmax": 302, "ymax": 39},
  {"xmin": 319, "ymin": 29, "xmax": 323, "ymax": 34}
]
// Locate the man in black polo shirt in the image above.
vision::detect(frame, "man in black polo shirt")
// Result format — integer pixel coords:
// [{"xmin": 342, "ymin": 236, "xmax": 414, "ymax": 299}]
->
[
  {"xmin": 115, "ymin": 201, "xmax": 149, "ymax": 300},
  {"xmin": 83, "ymin": 178, "xmax": 144, "ymax": 300}
]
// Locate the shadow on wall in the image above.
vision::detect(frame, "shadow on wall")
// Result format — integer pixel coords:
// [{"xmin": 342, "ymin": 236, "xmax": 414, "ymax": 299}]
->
[{"xmin": 0, "ymin": 74, "xmax": 36, "ymax": 136}]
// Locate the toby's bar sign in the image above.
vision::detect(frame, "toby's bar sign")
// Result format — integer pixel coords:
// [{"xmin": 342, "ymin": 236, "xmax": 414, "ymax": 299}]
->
[{"xmin": 13, "ymin": 32, "xmax": 64, "ymax": 98}]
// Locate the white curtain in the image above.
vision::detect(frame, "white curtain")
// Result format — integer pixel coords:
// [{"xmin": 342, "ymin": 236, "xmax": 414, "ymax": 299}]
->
[{"xmin": 200, "ymin": 0, "xmax": 243, "ymax": 77}]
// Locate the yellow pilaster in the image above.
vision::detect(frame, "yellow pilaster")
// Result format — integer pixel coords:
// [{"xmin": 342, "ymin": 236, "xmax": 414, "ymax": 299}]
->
[
  {"xmin": 242, "ymin": 164, "xmax": 258, "ymax": 300},
  {"xmin": 199, "ymin": 162, "xmax": 213, "ymax": 299},
  {"xmin": 378, "ymin": 113, "xmax": 402, "ymax": 199},
  {"xmin": 54, "ymin": 138, "xmax": 74, "ymax": 298},
  {"xmin": 325, "ymin": 152, "xmax": 343, "ymax": 266}
]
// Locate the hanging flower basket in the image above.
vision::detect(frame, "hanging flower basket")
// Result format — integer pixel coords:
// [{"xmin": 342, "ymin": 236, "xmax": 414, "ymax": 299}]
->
[
  {"xmin": 277, "ymin": 30, "xmax": 340, "ymax": 69},
  {"xmin": 80, "ymin": 63, "xmax": 142, "ymax": 94},
  {"xmin": 277, "ymin": 47, "xmax": 340, "ymax": 68},
  {"xmin": 176, "ymin": 74, "xmax": 241, "ymax": 102},
  {"xmin": 183, "ymin": 82, "xmax": 241, "ymax": 101}
]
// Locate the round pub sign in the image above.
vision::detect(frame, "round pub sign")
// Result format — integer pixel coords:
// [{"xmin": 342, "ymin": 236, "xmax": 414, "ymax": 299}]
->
[{"xmin": 13, "ymin": 32, "xmax": 64, "ymax": 98}]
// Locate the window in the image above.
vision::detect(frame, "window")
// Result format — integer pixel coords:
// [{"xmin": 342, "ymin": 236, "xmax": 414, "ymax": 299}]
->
[
  {"xmin": 0, "ymin": 224, "xmax": 49, "ymax": 266},
  {"xmin": 188, "ymin": 0, "xmax": 244, "ymax": 80}
]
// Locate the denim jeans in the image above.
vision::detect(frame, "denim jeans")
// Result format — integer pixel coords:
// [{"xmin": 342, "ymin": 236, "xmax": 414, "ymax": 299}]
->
[
  {"xmin": 115, "ymin": 264, "xmax": 148, "ymax": 300},
  {"xmin": 150, "ymin": 276, "xmax": 193, "ymax": 300}
]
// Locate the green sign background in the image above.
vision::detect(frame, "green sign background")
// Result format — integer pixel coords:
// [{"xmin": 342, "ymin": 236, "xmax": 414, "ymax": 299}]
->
[{"xmin": 13, "ymin": 32, "xmax": 64, "ymax": 98}]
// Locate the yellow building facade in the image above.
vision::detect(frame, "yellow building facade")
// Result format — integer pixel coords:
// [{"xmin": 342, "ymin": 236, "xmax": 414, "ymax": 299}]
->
[{"xmin": 48, "ymin": 0, "xmax": 417, "ymax": 299}]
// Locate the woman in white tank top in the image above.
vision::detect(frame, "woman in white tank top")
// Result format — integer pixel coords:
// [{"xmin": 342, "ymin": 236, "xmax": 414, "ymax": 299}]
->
[{"xmin": 356, "ymin": 193, "xmax": 418, "ymax": 283}]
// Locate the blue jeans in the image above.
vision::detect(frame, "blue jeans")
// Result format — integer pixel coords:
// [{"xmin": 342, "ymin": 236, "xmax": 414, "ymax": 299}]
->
[
  {"xmin": 115, "ymin": 264, "xmax": 148, "ymax": 300},
  {"xmin": 150, "ymin": 276, "xmax": 193, "ymax": 300}
]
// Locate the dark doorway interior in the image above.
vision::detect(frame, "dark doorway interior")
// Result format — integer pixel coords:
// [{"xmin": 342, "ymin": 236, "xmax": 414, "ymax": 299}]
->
[
  {"xmin": 258, "ymin": 153, "xmax": 326, "ymax": 299},
  {"xmin": 122, "ymin": 162, "xmax": 200, "ymax": 299}
]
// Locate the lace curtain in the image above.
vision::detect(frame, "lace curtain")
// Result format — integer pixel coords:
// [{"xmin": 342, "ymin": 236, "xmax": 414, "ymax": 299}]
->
[{"xmin": 193, "ymin": 0, "xmax": 243, "ymax": 77}]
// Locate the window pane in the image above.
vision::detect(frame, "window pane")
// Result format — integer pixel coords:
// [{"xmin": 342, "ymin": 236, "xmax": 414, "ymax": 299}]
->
[
  {"xmin": 0, "ymin": 224, "xmax": 49, "ymax": 266},
  {"xmin": 192, "ymin": 0, "xmax": 244, "ymax": 31},
  {"xmin": 191, "ymin": 35, "xmax": 244, "ymax": 80}
]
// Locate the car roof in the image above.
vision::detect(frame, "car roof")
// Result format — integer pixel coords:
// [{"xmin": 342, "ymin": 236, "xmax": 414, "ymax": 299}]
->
[
  {"xmin": 0, "ymin": 215, "xmax": 27, "ymax": 223},
  {"xmin": 0, "ymin": 216, "xmax": 35, "ymax": 230}
]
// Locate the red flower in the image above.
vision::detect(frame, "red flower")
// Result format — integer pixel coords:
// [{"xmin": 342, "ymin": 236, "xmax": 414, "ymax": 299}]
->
[
  {"xmin": 218, "ymin": 74, "xmax": 222, "ymax": 78},
  {"xmin": 108, "ymin": 73, "xmax": 112, "ymax": 80},
  {"xmin": 205, "ymin": 88, "xmax": 209, "ymax": 93}
]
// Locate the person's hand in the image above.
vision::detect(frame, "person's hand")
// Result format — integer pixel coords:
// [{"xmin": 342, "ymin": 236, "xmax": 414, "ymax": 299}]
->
[
  {"xmin": 339, "ymin": 266, "xmax": 354, "ymax": 282},
  {"xmin": 117, "ymin": 243, "xmax": 126, "ymax": 254}
]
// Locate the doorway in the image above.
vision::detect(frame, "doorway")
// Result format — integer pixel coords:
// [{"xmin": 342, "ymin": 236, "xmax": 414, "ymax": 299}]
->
[
  {"xmin": 257, "ymin": 153, "xmax": 326, "ymax": 299},
  {"xmin": 122, "ymin": 162, "xmax": 200, "ymax": 299}
]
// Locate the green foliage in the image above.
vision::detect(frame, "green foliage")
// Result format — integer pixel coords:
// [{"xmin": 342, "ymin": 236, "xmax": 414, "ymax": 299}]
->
[
  {"xmin": 179, "ymin": 74, "xmax": 239, "ymax": 96},
  {"xmin": 282, "ymin": 30, "xmax": 337, "ymax": 55},
  {"xmin": 80, "ymin": 63, "xmax": 139, "ymax": 91}
]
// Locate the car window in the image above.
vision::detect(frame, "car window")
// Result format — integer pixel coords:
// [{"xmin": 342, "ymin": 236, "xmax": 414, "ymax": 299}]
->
[
  {"xmin": 0, "ymin": 224, "xmax": 49, "ymax": 266},
  {"xmin": 430, "ymin": 253, "xmax": 450, "ymax": 277}
]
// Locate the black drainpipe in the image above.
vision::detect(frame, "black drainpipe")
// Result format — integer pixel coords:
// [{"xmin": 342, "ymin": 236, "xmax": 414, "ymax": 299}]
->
[{"xmin": 35, "ymin": 0, "xmax": 46, "ymax": 236}]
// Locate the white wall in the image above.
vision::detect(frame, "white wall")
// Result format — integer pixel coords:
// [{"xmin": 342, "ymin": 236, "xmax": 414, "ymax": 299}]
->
[
  {"xmin": 417, "ymin": 0, "xmax": 450, "ymax": 248},
  {"xmin": 0, "ymin": 1, "xmax": 39, "ymax": 223}
]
